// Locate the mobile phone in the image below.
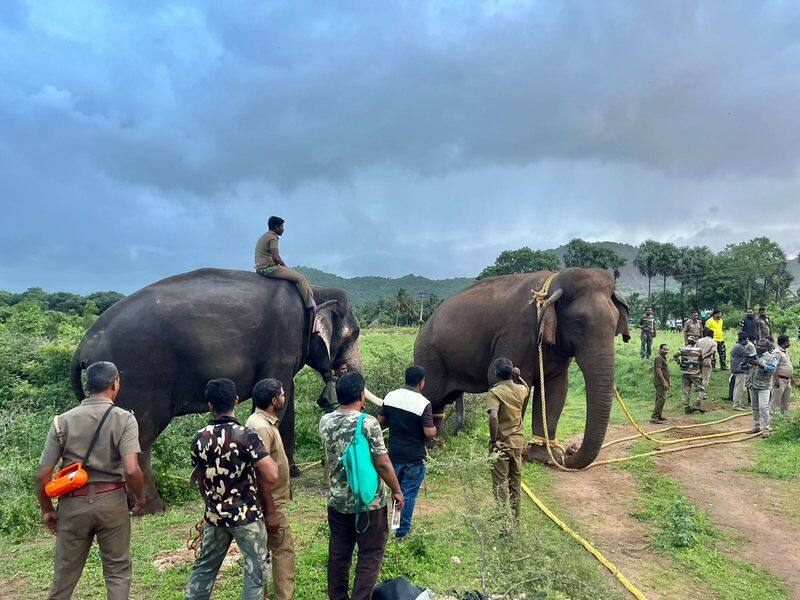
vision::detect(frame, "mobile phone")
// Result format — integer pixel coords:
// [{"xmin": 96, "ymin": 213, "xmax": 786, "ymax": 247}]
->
[{"xmin": 390, "ymin": 499, "xmax": 401, "ymax": 530}]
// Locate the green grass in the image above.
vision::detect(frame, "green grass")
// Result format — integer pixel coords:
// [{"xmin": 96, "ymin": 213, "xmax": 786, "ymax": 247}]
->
[
  {"xmin": 621, "ymin": 447, "xmax": 788, "ymax": 600},
  {"xmin": 750, "ymin": 413, "xmax": 800, "ymax": 480},
  {"xmin": 1, "ymin": 327, "xmax": 794, "ymax": 598}
]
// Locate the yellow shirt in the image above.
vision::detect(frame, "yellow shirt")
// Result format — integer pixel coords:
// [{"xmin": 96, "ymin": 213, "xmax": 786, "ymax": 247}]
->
[
  {"xmin": 486, "ymin": 379, "xmax": 530, "ymax": 449},
  {"xmin": 706, "ymin": 317, "xmax": 724, "ymax": 342}
]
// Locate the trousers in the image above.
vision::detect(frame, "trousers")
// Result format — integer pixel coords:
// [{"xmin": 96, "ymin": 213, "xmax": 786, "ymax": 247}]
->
[
  {"xmin": 327, "ymin": 506, "xmax": 389, "ymax": 600},
  {"xmin": 491, "ymin": 447, "xmax": 522, "ymax": 521},
  {"xmin": 681, "ymin": 374, "xmax": 703, "ymax": 409},
  {"xmin": 716, "ymin": 341, "xmax": 727, "ymax": 368},
  {"xmin": 732, "ymin": 373, "xmax": 748, "ymax": 408},
  {"xmin": 258, "ymin": 266, "xmax": 315, "ymax": 308},
  {"xmin": 49, "ymin": 487, "xmax": 131, "ymax": 600},
  {"xmin": 266, "ymin": 510, "xmax": 295, "ymax": 600},
  {"xmin": 392, "ymin": 462, "xmax": 426, "ymax": 538},
  {"xmin": 749, "ymin": 388, "xmax": 771, "ymax": 431},
  {"xmin": 770, "ymin": 379, "xmax": 792, "ymax": 415},
  {"xmin": 185, "ymin": 520, "xmax": 268, "ymax": 600},
  {"xmin": 700, "ymin": 364, "xmax": 712, "ymax": 397},
  {"xmin": 652, "ymin": 385, "xmax": 667, "ymax": 419},
  {"xmin": 640, "ymin": 333, "xmax": 654, "ymax": 358}
]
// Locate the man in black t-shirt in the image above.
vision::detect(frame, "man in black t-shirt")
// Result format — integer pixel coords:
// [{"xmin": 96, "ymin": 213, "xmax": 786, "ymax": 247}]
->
[{"xmin": 378, "ymin": 366, "xmax": 437, "ymax": 539}]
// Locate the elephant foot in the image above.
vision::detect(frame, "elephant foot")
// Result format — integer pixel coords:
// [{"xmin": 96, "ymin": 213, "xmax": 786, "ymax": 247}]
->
[{"xmin": 524, "ymin": 442, "xmax": 578, "ymax": 467}]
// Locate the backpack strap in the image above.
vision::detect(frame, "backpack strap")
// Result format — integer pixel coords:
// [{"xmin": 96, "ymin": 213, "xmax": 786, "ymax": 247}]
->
[
  {"xmin": 53, "ymin": 415, "xmax": 64, "ymax": 445},
  {"xmin": 82, "ymin": 405, "xmax": 116, "ymax": 467}
]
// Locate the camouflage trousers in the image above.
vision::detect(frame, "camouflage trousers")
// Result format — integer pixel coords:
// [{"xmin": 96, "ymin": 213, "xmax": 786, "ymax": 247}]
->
[
  {"xmin": 681, "ymin": 374, "xmax": 704, "ymax": 409},
  {"xmin": 185, "ymin": 520, "xmax": 269, "ymax": 600}
]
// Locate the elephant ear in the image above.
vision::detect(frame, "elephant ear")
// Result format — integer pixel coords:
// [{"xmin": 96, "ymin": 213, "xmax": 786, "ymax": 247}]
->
[
  {"xmin": 612, "ymin": 290, "xmax": 631, "ymax": 342},
  {"xmin": 310, "ymin": 302, "xmax": 338, "ymax": 366},
  {"xmin": 538, "ymin": 288, "xmax": 562, "ymax": 346}
]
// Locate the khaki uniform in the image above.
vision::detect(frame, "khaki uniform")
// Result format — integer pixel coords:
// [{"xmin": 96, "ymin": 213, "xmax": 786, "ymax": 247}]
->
[
  {"xmin": 39, "ymin": 395, "xmax": 140, "ymax": 600},
  {"xmin": 695, "ymin": 337, "xmax": 718, "ymax": 396},
  {"xmin": 652, "ymin": 355, "xmax": 670, "ymax": 420},
  {"xmin": 757, "ymin": 316, "xmax": 772, "ymax": 341},
  {"xmin": 486, "ymin": 379, "xmax": 529, "ymax": 521},
  {"xmin": 682, "ymin": 318, "xmax": 703, "ymax": 344},
  {"xmin": 254, "ymin": 230, "xmax": 315, "ymax": 308},
  {"xmin": 770, "ymin": 347, "xmax": 793, "ymax": 415},
  {"xmin": 675, "ymin": 346, "xmax": 703, "ymax": 410},
  {"xmin": 245, "ymin": 409, "xmax": 295, "ymax": 600}
]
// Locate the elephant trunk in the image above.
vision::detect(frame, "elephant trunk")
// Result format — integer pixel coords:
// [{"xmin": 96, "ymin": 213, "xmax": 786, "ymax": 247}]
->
[
  {"xmin": 341, "ymin": 337, "xmax": 383, "ymax": 407},
  {"xmin": 564, "ymin": 347, "xmax": 615, "ymax": 469}
]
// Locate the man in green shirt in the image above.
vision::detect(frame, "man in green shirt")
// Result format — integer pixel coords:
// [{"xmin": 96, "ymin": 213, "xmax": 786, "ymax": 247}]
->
[
  {"xmin": 487, "ymin": 358, "xmax": 530, "ymax": 522},
  {"xmin": 638, "ymin": 308, "xmax": 657, "ymax": 359},
  {"xmin": 254, "ymin": 216, "xmax": 316, "ymax": 310},
  {"xmin": 317, "ymin": 359, "xmax": 350, "ymax": 414}
]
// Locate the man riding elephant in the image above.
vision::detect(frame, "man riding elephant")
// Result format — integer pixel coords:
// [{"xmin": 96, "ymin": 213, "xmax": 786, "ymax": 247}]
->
[{"xmin": 70, "ymin": 268, "xmax": 382, "ymax": 514}]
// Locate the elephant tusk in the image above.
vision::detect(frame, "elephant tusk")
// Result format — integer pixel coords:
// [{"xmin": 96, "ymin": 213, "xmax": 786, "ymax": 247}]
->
[
  {"xmin": 364, "ymin": 387, "xmax": 384, "ymax": 407},
  {"xmin": 540, "ymin": 288, "xmax": 563, "ymax": 311}
]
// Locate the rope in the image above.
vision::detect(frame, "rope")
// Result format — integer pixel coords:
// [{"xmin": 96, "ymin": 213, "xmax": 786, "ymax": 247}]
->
[
  {"xmin": 601, "ymin": 412, "xmax": 750, "ymax": 448},
  {"xmin": 529, "ymin": 275, "xmax": 760, "ymax": 472},
  {"xmin": 520, "ymin": 481, "xmax": 649, "ymax": 600}
]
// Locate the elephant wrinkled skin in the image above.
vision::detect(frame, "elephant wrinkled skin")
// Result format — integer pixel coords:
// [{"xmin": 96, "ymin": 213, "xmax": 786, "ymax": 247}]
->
[{"xmin": 413, "ymin": 268, "xmax": 630, "ymax": 469}]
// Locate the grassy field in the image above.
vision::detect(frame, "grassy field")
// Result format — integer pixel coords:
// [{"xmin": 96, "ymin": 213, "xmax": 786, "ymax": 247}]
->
[{"xmin": 0, "ymin": 327, "xmax": 797, "ymax": 598}]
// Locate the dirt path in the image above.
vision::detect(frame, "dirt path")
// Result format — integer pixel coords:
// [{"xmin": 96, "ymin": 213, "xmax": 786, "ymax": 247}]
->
[
  {"xmin": 653, "ymin": 423, "xmax": 800, "ymax": 597},
  {"xmin": 550, "ymin": 416, "xmax": 800, "ymax": 599},
  {"xmin": 549, "ymin": 432, "xmax": 709, "ymax": 600}
]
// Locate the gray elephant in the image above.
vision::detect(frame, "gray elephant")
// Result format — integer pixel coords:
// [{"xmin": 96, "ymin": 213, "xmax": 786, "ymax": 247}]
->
[
  {"xmin": 70, "ymin": 268, "xmax": 378, "ymax": 513},
  {"xmin": 413, "ymin": 268, "xmax": 630, "ymax": 469}
]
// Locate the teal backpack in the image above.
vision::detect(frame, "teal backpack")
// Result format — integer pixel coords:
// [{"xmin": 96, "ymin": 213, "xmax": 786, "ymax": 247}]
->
[{"xmin": 341, "ymin": 412, "xmax": 380, "ymax": 532}]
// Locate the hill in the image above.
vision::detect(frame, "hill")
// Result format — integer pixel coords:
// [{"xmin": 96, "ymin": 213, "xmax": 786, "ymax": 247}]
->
[
  {"xmin": 295, "ymin": 266, "xmax": 475, "ymax": 305},
  {"xmin": 546, "ymin": 241, "xmax": 666, "ymax": 297}
]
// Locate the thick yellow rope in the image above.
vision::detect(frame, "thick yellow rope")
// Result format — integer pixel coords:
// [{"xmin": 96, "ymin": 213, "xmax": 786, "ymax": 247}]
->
[
  {"xmin": 520, "ymin": 481, "xmax": 649, "ymax": 600},
  {"xmin": 601, "ymin": 412, "xmax": 750, "ymax": 448}
]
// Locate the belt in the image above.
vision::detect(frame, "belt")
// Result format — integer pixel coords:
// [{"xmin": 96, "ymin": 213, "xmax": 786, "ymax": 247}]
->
[{"xmin": 66, "ymin": 482, "xmax": 125, "ymax": 497}]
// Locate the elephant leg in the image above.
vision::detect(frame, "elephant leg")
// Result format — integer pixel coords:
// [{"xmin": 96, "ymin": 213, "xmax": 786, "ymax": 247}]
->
[
  {"xmin": 525, "ymin": 370, "xmax": 570, "ymax": 465},
  {"xmin": 129, "ymin": 413, "xmax": 169, "ymax": 515}
]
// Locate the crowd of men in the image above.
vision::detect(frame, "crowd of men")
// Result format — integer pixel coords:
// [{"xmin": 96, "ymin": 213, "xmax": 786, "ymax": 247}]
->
[
  {"xmin": 646, "ymin": 306, "xmax": 795, "ymax": 439},
  {"xmin": 35, "ymin": 352, "xmax": 531, "ymax": 599}
]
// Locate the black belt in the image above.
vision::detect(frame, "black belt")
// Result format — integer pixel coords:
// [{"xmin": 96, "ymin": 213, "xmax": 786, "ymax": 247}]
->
[{"xmin": 66, "ymin": 482, "xmax": 125, "ymax": 497}]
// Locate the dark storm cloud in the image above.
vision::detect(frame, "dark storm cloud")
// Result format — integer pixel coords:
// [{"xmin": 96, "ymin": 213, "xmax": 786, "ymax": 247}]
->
[{"xmin": 1, "ymin": 1, "xmax": 799, "ymax": 292}]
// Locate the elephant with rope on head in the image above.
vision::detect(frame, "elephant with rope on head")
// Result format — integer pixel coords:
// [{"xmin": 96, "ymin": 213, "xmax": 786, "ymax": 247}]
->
[
  {"xmin": 69, "ymin": 268, "xmax": 382, "ymax": 514},
  {"xmin": 413, "ymin": 268, "xmax": 630, "ymax": 468}
]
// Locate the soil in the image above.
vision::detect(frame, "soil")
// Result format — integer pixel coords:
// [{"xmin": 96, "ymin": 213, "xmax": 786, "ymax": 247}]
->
[
  {"xmin": 550, "ymin": 415, "xmax": 800, "ymax": 599},
  {"xmin": 152, "ymin": 541, "xmax": 241, "ymax": 574}
]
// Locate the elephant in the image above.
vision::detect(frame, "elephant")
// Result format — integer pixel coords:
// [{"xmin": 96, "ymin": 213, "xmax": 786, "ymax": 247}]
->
[
  {"xmin": 69, "ymin": 268, "xmax": 377, "ymax": 513},
  {"xmin": 413, "ymin": 268, "xmax": 630, "ymax": 469}
]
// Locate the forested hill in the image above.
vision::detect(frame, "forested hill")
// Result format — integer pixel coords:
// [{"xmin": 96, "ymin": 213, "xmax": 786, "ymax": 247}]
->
[{"xmin": 295, "ymin": 267, "xmax": 474, "ymax": 305}]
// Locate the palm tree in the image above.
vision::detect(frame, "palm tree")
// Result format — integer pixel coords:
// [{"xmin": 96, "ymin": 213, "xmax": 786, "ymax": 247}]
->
[
  {"xmin": 391, "ymin": 288, "xmax": 414, "ymax": 326},
  {"xmin": 654, "ymin": 242, "xmax": 679, "ymax": 323},
  {"xmin": 634, "ymin": 240, "xmax": 660, "ymax": 303}
]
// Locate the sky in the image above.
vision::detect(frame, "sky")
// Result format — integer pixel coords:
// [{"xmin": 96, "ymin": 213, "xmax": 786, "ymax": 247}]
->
[{"xmin": 1, "ymin": 1, "xmax": 799, "ymax": 294}]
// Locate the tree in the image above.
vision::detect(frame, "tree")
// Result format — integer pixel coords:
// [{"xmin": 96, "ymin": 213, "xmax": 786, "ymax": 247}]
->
[
  {"xmin": 563, "ymin": 239, "xmax": 627, "ymax": 281},
  {"xmin": 716, "ymin": 237, "xmax": 787, "ymax": 308},
  {"xmin": 390, "ymin": 288, "xmax": 415, "ymax": 326},
  {"xmin": 653, "ymin": 242, "xmax": 679, "ymax": 323},
  {"xmin": 634, "ymin": 240, "xmax": 660, "ymax": 303},
  {"xmin": 86, "ymin": 291, "xmax": 125, "ymax": 314},
  {"xmin": 478, "ymin": 247, "xmax": 559, "ymax": 279}
]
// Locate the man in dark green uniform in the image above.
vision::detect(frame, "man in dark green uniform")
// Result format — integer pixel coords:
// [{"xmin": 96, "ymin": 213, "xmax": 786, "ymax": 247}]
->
[
  {"xmin": 316, "ymin": 359, "xmax": 349, "ymax": 413},
  {"xmin": 36, "ymin": 361, "xmax": 146, "ymax": 600},
  {"xmin": 638, "ymin": 307, "xmax": 657, "ymax": 359},
  {"xmin": 487, "ymin": 358, "xmax": 530, "ymax": 522},
  {"xmin": 255, "ymin": 216, "xmax": 316, "ymax": 310}
]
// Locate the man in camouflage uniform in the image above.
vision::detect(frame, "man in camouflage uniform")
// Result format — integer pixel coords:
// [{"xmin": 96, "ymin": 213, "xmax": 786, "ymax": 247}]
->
[
  {"xmin": 245, "ymin": 378, "xmax": 295, "ymax": 600},
  {"xmin": 319, "ymin": 372, "xmax": 404, "ymax": 600},
  {"xmin": 185, "ymin": 379, "xmax": 279, "ymax": 600},
  {"xmin": 674, "ymin": 337, "xmax": 706, "ymax": 414},
  {"xmin": 638, "ymin": 307, "xmax": 657, "ymax": 359},
  {"xmin": 682, "ymin": 310, "xmax": 703, "ymax": 344},
  {"xmin": 36, "ymin": 362, "xmax": 146, "ymax": 600}
]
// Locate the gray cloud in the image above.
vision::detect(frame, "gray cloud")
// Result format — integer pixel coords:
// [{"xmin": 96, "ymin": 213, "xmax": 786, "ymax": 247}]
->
[{"xmin": 1, "ymin": 1, "xmax": 799, "ymax": 293}]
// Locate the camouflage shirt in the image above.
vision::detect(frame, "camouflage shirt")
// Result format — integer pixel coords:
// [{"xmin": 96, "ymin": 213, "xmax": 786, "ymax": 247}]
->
[
  {"xmin": 638, "ymin": 315, "xmax": 656, "ymax": 337},
  {"xmin": 190, "ymin": 416, "xmax": 270, "ymax": 527},
  {"xmin": 674, "ymin": 346, "xmax": 702, "ymax": 376},
  {"xmin": 319, "ymin": 409, "xmax": 388, "ymax": 514}
]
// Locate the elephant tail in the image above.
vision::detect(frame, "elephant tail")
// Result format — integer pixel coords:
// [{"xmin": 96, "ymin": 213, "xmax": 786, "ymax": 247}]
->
[{"xmin": 69, "ymin": 351, "xmax": 86, "ymax": 402}]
